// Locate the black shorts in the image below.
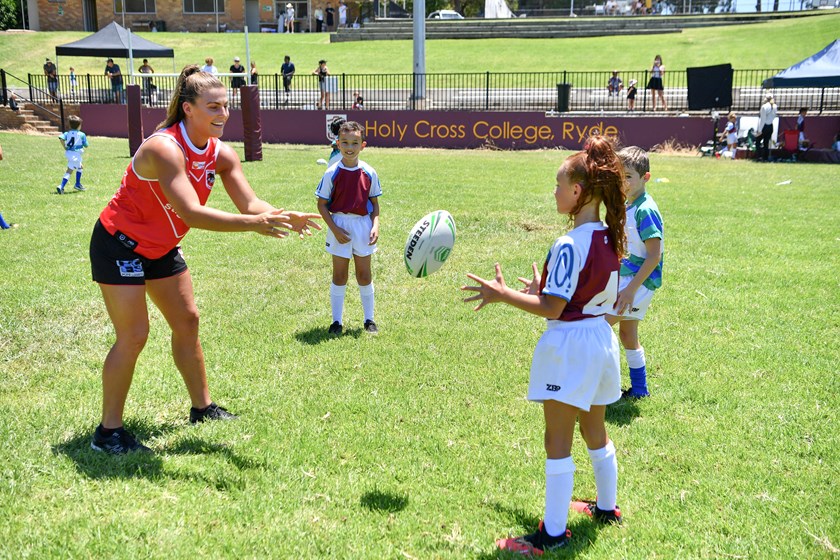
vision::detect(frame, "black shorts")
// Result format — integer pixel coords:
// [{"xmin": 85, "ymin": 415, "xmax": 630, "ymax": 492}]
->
[
  {"xmin": 89, "ymin": 220, "xmax": 187, "ymax": 285},
  {"xmin": 283, "ymin": 76, "xmax": 292, "ymax": 92}
]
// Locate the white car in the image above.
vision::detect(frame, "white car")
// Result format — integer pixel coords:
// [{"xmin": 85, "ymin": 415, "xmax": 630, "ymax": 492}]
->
[{"xmin": 428, "ymin": 9, "xmax": 464, "ymax": 19}]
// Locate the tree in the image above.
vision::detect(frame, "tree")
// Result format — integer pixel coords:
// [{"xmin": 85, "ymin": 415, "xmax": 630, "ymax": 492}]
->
[{"xmin": 0, "ymin": 0, "xmax": 23, "ymax": 30}]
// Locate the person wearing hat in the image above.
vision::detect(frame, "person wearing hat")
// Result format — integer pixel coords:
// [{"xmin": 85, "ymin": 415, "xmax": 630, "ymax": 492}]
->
[
  {"xmin": 285, "ymin": 2, "xmax": 295, "ymax": 33},
  {"xmin": 105, "ymin": 58, "xmax": 124, "ymax": 104},
  {"xmin": 756, "ymin": 93, "xmax": 777, "ymax": 161},
  {"xmin": 626, "ymin": 79, "xmax": 638, "ymax": 111},
  {"xmin": 229, "ymin": 56, "xmax": 246, "ymax": 106},
  {"xmin": 313, "ymin": 60, "xmax": 331, "ymax": 110},
  {"xmin": 43, "ymin": 57, "xmax": 59, "ymax": 102}
]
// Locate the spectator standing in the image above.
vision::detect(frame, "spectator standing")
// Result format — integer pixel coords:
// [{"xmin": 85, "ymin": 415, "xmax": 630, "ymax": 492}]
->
[
  {"xmin": 230, "ymin": 56, "xmax": 246, "ymax": 105},
  {"xmin": 201, "ymin": 57, "xmax": 218, "ymax": 74},
  {"xmin": 285, "ymin": 3, "xmax": 295, "ymax": 33},
  {"xmin": 756, "ymin": 93, "xmax": 777, "ymax": 161},
  {"xmin": 277, "ymin": 9, "xmax": 285, "ymax": 32},
  {"xmin": 139, "ymin": 59, "xmax": 155, "ymax": 103},
  {"xmin": 43, "ymin": 57, "xmax": 59, "ymax": 101},
  {"xmin": 281, "ymin": 55, "xmax": 295, "ymax": 104},
  {"xmin": 326, "ymin": 5, "xmax": 335, "ymax": 29},
  {"xmin": 250, "ymin": 61, "xmax": 259, "ymax": 86},
  {"xmin": 313, "ymin": 59, "xmax": 330, "ymax": 110},
  {"xmin": 608, "ymin": 71, "xmax": 623, "ymax": 96},
  {"xmin": 69, "ymin": 67, "xmax": 78, "ymax": 99},
  {"xmin": 796, "ymin": 107, "xmax": 809, "ymax": 148},
  {"xmin": 338, "ymin": 1, "xmax": 348, "ymax": 28},
  {"xmin": 646, "ymin": 54, "xmax": 667, "ymax": 111},
  {"xmin": 105, "ymin": 58, "xmax": 124, "ymax": 104},
  {"xmin": 626, "ymin": 79, "xmax": 638, "ymax": 111},
  {"xmin": 315, "ymin": 6, "xmax": 325, "ymax": 32}
]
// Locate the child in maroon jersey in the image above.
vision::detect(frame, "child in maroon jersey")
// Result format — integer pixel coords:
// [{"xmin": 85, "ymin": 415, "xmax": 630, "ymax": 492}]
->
[{"xmin": 462, "ymin": 136, "xmax": 627, "ymax": 555}]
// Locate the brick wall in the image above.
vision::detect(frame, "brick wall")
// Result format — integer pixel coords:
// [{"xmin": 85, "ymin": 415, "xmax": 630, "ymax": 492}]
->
[{"xmin": 37, "ymin": 0, "xmax": 85, "ymax": 31}]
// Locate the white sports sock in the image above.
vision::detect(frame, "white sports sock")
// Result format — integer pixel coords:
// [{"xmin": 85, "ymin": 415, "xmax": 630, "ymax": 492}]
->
[
  {"xmin": 359, "ymin": 283, "xmax": 374, "ymax": 322},
  {"xmin": 544, "ymin": 457, "xmax": 575, "ymax": 537},
  {"xmin": 330, "ymin": 283, "xmax": 346, "ymax": 323},
  {"xmin": 588, "ymin": 440, "xmax": 618, "ymax": 511},
  {"xmin": 625, "ymin": 347, "xmax": 646, "ymax": 369}
]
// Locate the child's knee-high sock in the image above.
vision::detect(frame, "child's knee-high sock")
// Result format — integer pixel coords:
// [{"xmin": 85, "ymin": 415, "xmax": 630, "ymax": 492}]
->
[
  {"xmin": 330, "ymin": 283, "xmax": 346, "ymax": 324},
  {"xmin": 544, "ymin": 457, "xmax": 575, "ymax": 537},
  {"xmin": 626, "ymin": 347, "xmax": 648, "ymax": 394},
  {"xmin": 359, "ymin": 283, "xmax": 374, "ymax": 322},
  {"xmin": 60, "ymin": 172, "xmax": 71, "ymax": 189},
  {"xmin": 0, "ymin": 212, "xmax": 10, "ymax": 229},
  {"xmin": 588, "ymin": 441, "xmax": 618, "ymax": 511},
  {"xmin": 75, "ymin": 170, "xmax": 83, "ymax": 186}
]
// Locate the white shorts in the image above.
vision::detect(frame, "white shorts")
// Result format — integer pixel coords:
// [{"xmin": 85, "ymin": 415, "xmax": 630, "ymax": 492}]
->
[
  {"xmin": 65, "ymin": 151, "xmax": 83, "ymax": 170},
  {"xmin": 325, "ymin": 212, "xmax": 377, "ymax": 259},
  {"xmin": 612, "ymin": 275, "xmax": 656, "ymax": 321},
  {"xmin": 528, "ymin": 317, "xmax": 621, "ymax": 410},
  {"xmin": 727, "ymin": 132, "xmax": 738, "ymax": 145}
]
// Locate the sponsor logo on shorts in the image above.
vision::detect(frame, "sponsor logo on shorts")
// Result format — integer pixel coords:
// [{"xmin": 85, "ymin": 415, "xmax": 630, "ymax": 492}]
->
[
  {"xmin": 546, "ymin": 384, "xmax": 561, "ymax": 392},
  {"xmin": 117, "ymin": 259, "xmax": 144, "ymax": 278}
]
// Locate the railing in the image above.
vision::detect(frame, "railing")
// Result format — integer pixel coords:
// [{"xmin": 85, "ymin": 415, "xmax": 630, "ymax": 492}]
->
[
  {"xmin": 11, "ymin": 69, "xmax": 840, "ymax": 114},
  {"xmin": 1, "ymin": 69, "xmax": 65, "ymax": 131}
]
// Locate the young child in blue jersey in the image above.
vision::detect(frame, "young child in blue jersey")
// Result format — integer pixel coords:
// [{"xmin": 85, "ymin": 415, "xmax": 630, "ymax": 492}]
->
[
  {"xmin": 56, "ymin": 115, "xmax": 89, "ymax": 194},
  {"xmin": 607, "ymin": 146, "xmax": 664, "ymax": 399},
  {"xmin": 316, "ymin": 121, "xmax": 381, "ymax": 335},
  {"xmin": 463, "ymin": 137, "xmax": 626, "ymax": 555}
]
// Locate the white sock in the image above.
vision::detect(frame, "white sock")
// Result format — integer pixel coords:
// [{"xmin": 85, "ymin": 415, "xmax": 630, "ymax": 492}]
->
[
  {"xmin": 330, "ymin": 283, "xmax": 346, "ymax": 324},
  {"xmin": 359, "ymin": 283, "xmax": 374, "ymax": 322},
  {"xmin": 588, "ymin": 441, "xmax": 618, "ymax": 511},
  {"xmin": 625, "ymin": 347, "xmax": 645, "ymax": 369},
  {"xmin": 544, "ymin": 457, "xmax": 575, "ymax": 537}
]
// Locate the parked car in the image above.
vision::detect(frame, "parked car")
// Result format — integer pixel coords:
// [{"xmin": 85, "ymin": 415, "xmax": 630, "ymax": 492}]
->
[{"xmin": 428, "ymin": 9, "xmax": 464, "ymax": 19}]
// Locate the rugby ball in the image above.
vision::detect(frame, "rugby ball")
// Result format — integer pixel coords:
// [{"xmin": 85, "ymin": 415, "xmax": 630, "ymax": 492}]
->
[{"xmin": 404, "ymin": 210, "xmax": 456, "ymax": 278}]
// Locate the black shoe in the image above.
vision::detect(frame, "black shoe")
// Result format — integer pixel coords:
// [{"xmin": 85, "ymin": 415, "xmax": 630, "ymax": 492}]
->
[
  {"xmin": 571, "ymin": 501, "xmax": 623, "ymax": 525},
  {"xmin": 91, "ymin": 425, "xmax": 151, "ymax": 455},
  {"xmin": 190, "ymin": 402, "xmax": 238, "ymax": 424},
  {"xmin": 328, "ymin": 321, "xmax": 343, "ymax": 335},
  {"xmin": 363, "ymin": 320, "xmax": 378, "ymax": 334},
  {"xmin": 496, "ymin": 520, "xmax": 571, "ymax": 554},
  {"xmin": 621, "ymin": 387, "xmax": 649, "ymax": 400}
]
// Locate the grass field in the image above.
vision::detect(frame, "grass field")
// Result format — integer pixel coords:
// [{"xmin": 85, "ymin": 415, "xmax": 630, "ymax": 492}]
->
[
  {"xmin": 0, "ymin": 130, "xmax": 838, "ymax": 558},
  {"xmin": 1, "ymin": 11, "xmax": 839, "ymax": 77}
]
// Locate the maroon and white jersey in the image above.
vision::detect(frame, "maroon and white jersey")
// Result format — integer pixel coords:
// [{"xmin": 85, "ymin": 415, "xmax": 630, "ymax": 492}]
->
[
  {"xmin": 315, "ymin": 160, "xmax": 381, "ymax": 216},
  {"xmin": 539, "ymin": 221, "xmax": 620, "ymax": 321}
]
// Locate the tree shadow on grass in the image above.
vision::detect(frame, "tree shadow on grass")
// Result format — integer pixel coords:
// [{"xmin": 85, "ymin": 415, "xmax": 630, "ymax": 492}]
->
[
  {"xmin": 360, "ymin": 489, "xmax": 409, "ymax": 513},
  {"xmin": 475, "ymin": 502, "xmax": 600, "ymax": 559},
  {"xmin": 295, "ymin": 326, "xmax": 365, "ymax": 345},
  {"xmin": 605, "ymin": 397, "xmax": 641, "ymax": 426},
  {"xmin": 52, "ymin": 419, "xmax": 264, "ymax": 488}
]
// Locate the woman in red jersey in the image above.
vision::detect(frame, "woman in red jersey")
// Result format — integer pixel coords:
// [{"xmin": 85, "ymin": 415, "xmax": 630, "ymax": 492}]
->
[{"xmin": 88, "ymin": 65, "xmax": 321, "ymax": 454}]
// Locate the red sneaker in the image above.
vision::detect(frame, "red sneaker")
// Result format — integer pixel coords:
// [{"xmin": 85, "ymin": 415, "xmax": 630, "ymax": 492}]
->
[
  {"xmin": 495, "ymin": 520, "xmax": 571, "ymax": 555},
  {"xmin": 571, "ymin": 500, "xmax": 622, "ymax": 525}
]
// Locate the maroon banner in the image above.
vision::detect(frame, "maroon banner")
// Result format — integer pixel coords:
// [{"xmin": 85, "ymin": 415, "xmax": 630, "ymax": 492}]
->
[{"xmin": 80, "ymin": 106, "xmax": 840, "ymax": 152}]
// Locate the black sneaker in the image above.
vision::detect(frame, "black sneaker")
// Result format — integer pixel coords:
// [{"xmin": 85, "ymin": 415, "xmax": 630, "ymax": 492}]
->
[
  {"xmin": 496, "ymin": 520, "xmax": 571, "ymax": 555},
  {"xmin": 571, "ymin": 501, "xmax": 623, "ymax": 525},
  {"xmin": 190, "ymin": 402, "xmax": 238, "ymax": 424},
  {"xmin": 363, "ymin": 320, "xmax": 378, "ymax": 334},
  {"xmin": 328, "ymin": 321, "xmax": 343, "ymax": 335},
  {"xmin": 621, "ymin": 387, "xmax": 649, "ymax": 400},
  {"xmin": 90, "ymin": 425, "xmax": 151, "ymax": 455}
]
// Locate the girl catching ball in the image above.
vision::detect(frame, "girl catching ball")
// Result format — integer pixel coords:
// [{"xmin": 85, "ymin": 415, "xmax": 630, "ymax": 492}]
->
[{"xmin": 462, "ymin": 136, "xmax": 626, "ymax": 554}]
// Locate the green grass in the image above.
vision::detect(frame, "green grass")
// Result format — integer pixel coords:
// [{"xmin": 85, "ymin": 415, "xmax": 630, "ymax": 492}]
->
[
  {"xmin": 1, "ymin": 11, "xmax": 838, "ymax": 77},
  {"xmin": 0, "ymin": 131, "xmax": 838, "ymax": 558}
]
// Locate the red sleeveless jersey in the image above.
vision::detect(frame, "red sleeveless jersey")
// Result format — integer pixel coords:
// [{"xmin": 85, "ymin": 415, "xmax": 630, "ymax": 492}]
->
[{"xmin": 99, "ymin": 122, "xmax": 221, "ymax": 259}]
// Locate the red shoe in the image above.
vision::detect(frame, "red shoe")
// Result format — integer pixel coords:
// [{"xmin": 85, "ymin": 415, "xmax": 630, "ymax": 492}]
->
[
  {"xmin": 495, "ymin": 520, "xmax": 571, "ymax": 555},
  {"xmin": 571, "ymin": 500, "xmax": 622, "ymax": 525}
]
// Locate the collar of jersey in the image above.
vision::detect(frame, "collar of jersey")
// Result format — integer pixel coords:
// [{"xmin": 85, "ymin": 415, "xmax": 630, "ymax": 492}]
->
[{"xmin": 179, "ymin": 121, "xmax": 209, "ymax": 155}]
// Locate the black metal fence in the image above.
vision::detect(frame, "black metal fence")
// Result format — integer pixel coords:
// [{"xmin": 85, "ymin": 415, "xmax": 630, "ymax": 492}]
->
[{"xmin": 13, "ymin": 69, "xmax": 840, "ymax": 114}]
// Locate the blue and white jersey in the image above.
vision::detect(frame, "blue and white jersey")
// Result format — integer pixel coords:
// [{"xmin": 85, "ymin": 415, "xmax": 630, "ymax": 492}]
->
[
  {"xmin": 60, "ymin": 130, "xmax": 88, "ymax": 152},
  {"xmin": 620, "ymin": 191, "xmax": 663, "ymax": 290}
]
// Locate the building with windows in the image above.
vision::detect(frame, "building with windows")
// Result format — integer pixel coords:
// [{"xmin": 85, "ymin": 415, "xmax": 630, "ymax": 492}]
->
[{"xmin": 31, "ymin": 0, "xmax": 339, "ymax": 33}]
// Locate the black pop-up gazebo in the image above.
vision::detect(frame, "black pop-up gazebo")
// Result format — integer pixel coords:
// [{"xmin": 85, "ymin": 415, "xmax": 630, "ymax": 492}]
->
[{"xmin": 55, "ymin": 21, "xmax": 175, "ymax": 72}]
